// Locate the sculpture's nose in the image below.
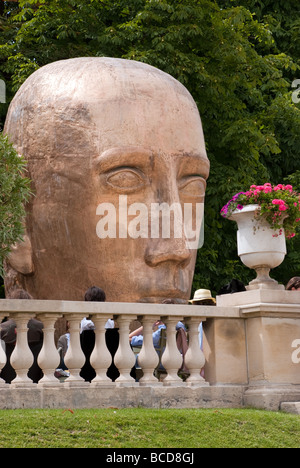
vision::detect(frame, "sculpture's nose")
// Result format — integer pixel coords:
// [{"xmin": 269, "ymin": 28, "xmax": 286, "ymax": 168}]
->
[
  {"xmin": 144, "ymin": 237, "xmax": 192, "ymax": 268},
  {"xmin": 144, "ymin": 177, "xmax": 194, "ymax": 268}
]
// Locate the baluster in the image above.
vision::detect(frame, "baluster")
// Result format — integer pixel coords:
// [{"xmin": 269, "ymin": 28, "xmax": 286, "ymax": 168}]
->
[
  {"xmin": 0, "ymin": 314, "xmax": 7, "ymax": 385},
  {"xmin": 138, "ymin": 315, "xmax": 160, "ymax": 385},
  {"xmin": 90, "ymin": 315, "xmax": 113, "ymax": 386},
  {"xmin": 64, "ymin": 314, "xmax": 87, "ymax": 385},
  {"xmin": 114, "ymin": 315, "xmax": 136, "ymax": 386},
  {"xmin": 37, "ymin": 313, "xmax": 62, "ymax": 386},
  {"xmin": 10, "ymin": 313, "xmax": 34, "ymax": 386},
  {"xmin": 161, "ymin": 317, "xmax": 184, "ymax": 386},
  {"xmin": 184, "ymin": 318, "xmax": 208, "ymax": 386}
]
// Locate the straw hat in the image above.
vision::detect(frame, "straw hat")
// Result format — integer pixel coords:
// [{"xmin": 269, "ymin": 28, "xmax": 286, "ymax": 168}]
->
[{"xmin": 189, "ymin": 289, "xmax": 216, "ymax": 304}]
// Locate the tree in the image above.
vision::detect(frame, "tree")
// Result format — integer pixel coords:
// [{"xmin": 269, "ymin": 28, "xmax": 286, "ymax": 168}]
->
[
  {"xmin": 0, "ymin": 132, "xmax": 32, "ymax": 278},
  {"xmin": 0, "ymin": 0, "xmax": 299, "ymax": 294},
  {"xmin": 215, "ymin": 0, "xmax": 300, "ymax": 288},
  {"xmin": 218, "ymin": 0, "xmax": 300, "ymax": 62}
]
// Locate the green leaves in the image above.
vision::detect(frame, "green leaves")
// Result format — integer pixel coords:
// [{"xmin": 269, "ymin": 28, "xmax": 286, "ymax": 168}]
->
[{"xmin": 0, "ymin": 133, "xmax": 32, "ymax": 276}]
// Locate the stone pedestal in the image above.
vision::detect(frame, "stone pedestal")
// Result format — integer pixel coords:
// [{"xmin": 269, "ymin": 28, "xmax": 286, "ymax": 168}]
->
[
  {"xmin": 215, "ymin": 289, "xmax": 300, "ymax": 409},
  {"xmin": 203, "ymin": 317, "xmax": 248, "ymax": 385}
]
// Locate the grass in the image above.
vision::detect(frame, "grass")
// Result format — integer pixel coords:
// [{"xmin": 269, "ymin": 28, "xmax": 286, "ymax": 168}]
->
[{"xmin": 0, "ymin": 408, "xmax": 299, "ymax": 448}]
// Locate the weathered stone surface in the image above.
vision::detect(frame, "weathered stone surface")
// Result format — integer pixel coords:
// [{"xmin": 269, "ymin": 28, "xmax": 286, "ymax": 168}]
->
[
  {"xmin": 280, "ymin": 402, "xmax": 300, "ymax": 415},
  {"xmin": 0, "ymin": 384, "xmax": 245, "ymax": 410}
]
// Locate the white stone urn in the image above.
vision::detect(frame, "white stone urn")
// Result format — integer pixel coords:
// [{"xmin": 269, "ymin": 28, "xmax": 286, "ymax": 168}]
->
[{"xmin": 229, "ymin": 204, "xmax": 286, "ymax": 290}]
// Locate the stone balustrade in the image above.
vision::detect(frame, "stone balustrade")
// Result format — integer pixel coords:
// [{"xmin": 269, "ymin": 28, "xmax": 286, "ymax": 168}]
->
[
  {"xmin": 0, "ymin": 291, "xmax": 299, "ymax": 411},
  {"xmin": 0, "ymin": 300, "xmax": 232, "ymax": 389}
]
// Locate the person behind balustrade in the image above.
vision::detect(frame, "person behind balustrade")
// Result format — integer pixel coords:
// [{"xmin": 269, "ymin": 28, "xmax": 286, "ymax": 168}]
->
[
  {"xmin": 189, "ymin": 288, "xmax": 216, "ymax": 346},
  {"xmin": 189, "ymin": 288, "xmax": 216, "ymax": 379},
  {"xmin": 129, "ymin": 299, "xmax": 186, "ymax": 348},
  {"xmin": 286, "ymin": 277, "xmax": 300, "ymax": 291},
  {"xmin": 56, "ymin": 286, "xmax": 120, "ymax": 382},
  {"xmin": 129, "ymin": 298, "xmax": 188, "ymax": 380},
  {"xmin": 81, "ymin": 286, "xmax": 117, "ymax": 382},
  {"xmin": 0, "ymin": 289, "xmax": 43, "ymax": 383}
]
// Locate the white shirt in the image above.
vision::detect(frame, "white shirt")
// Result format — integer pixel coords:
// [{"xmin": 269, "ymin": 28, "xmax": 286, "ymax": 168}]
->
[{"xmin": 80, "ymin": 318, "xmax": 114, "ymax": 333}]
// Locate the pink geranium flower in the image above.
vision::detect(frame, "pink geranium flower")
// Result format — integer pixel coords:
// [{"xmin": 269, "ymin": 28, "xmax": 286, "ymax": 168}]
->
[{"xmin": 221, "ymin": 183, "xmax": 300, "ymax": 239}]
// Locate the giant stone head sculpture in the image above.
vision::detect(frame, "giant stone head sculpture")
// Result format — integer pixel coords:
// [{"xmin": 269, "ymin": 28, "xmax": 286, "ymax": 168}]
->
[{"xmin": 4, "ymin": 57, "xmax": 209, "ymax": 302}]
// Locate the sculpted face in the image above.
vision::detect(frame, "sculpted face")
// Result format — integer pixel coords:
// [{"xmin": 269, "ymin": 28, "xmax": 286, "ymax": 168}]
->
[{"xmin": 4, "ymin": 58, "xmax": 209, "ymax": 302}]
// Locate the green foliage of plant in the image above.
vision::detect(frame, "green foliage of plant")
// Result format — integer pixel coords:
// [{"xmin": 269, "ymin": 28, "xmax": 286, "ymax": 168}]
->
[
  {"xmin": 0, "ymin": 132, "xmax": 32, "ymax": 277},
  {"xmin": 0, "ymin": 408, "xmax": 299, "ymax": 448},
  {"xmin": 0, "ymin": 0, "xmax": 299, "ymax": 293}
]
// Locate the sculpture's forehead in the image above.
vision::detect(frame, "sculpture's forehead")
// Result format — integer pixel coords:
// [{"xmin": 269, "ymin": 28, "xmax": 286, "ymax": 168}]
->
[
  {"xmin": 6, "ymin": 57, "xmax": 202, "ymax": 137},
  {"xmin": 5, "ymin": 58, "xmax": 208, "ymax": 173},
  {"xmin": 13, "ymin": 57, "xmax": 190, "ymax": 105}
]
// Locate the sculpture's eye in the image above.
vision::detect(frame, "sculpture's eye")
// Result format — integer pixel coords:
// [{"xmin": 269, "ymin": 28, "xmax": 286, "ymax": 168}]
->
[
  {"xmin": 106, "ymin": 168, "xmax": 145, "ymax": 192},
  {"xmin": 179, "ymin": 177, "xmax": 206, "ymax": 198}
]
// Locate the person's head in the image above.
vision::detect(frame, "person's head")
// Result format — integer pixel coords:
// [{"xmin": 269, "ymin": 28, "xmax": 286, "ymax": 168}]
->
[
  {"xmin": 4, "ymin": 57, "xmax": 209, "ymax": 303},
  {"xmin": 189, "ymin": 289, "xmax": 216, "ymax": 306},
  {"xmin": 84, "ymin": 286, "xmax": 106, "ymax": 302},
  {"xmin": 162, "ymin": 298, "xmax": 176, "ymax": 304},
  {"xmin": 286, "ymin": 277, "xmax": 300, "ymax": 291}
]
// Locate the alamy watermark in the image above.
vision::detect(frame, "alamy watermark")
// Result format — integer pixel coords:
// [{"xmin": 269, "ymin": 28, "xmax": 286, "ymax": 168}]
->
[
  {"xmin": 291, "ymin": 339, "xmax": 300, "ymax": 364},
  {"xmin": 0, "ymin": 79, "xmax": 6, "ymax": 104},
  {"xmin": 292, "ymin": 79, "xmax": 300, "ymax": 104},
  {"xmin": 96, "ymin": 195, "xmax": 204, "ymax": 250}
]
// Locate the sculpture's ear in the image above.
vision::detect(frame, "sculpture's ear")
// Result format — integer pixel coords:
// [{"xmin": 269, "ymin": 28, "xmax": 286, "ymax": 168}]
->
[{"xmin": 7, "ymin": 234, "xmax": 34, "ymax": 275}]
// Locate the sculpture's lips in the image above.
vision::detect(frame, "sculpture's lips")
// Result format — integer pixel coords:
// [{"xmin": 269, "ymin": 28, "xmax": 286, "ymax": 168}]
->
[{"xmin": 137, "ymin": 271, "xmax": 190, "ymax": 303}]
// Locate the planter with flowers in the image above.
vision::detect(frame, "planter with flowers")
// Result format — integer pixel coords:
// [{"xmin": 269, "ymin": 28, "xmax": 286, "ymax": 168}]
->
[{"xmin": 221, "ymin": 183, "xmax": 300, "ymax": 290}]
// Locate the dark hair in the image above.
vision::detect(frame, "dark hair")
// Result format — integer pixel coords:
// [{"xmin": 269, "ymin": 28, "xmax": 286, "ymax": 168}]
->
[
  {"xmin": 84, "ymin": 286, "xmax": 106, "ymax": 302},
  {"xmin": 162, "ymin": 298, "xmax": 176, "ymax": 304},
  {"xmin": 193, "ymin": 299, "xmax": 216, "ymax": 306},
  {"xmin": 286, "ymin": 277, "xmax": 300, "ymax": 290},
  {"xmin": 10, "ymin": 289, "xmax": 33, "ymax": 300},
  {"xmin": 218, "ymin": 278, "xmax": 246, "ymax": 295}
]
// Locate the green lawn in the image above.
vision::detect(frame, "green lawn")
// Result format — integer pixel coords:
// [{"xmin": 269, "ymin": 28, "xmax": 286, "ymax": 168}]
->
[{"xmin": 0, "ymin": 408, "xmax": 299, "ymax": 448}]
